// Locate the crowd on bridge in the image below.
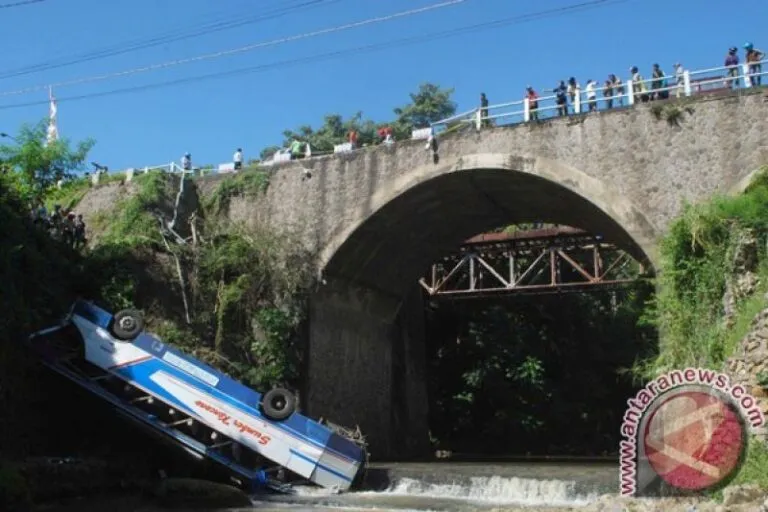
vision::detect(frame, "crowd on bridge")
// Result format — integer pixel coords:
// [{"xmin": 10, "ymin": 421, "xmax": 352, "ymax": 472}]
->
[
  {"xmin": 262, "ymin": 43, "xmax": 764, "ymax": 164},
  {"xmin": 30, "ymin": 202, "xmax": 87, "ymax": 249},
  {"xmin": 494, "ymin": 43, "xmax": 764, "ymax": 122},
  {"xmin": 115, "ymin": 43, "xmax": 766, "ymax": 177}
]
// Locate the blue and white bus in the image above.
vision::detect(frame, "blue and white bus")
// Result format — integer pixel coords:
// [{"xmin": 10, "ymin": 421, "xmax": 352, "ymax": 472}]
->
[{"xmin": 27, "ymin": 299, "xmax": 367, "ymax": 493}]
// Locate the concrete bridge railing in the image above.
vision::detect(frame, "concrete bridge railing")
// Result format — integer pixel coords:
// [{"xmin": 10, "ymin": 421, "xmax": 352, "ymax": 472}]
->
[{"xmin": 429, "ymin": 59, "xmax": 768, "ymax": 134}]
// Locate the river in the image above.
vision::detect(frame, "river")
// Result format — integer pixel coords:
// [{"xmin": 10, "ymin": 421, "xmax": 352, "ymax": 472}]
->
[{"xmin": 248, "ymin": 461, "xmax": 617, "ymax": 511}]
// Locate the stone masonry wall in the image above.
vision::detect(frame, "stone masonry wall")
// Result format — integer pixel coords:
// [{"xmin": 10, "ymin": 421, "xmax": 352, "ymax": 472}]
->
[
  {"xmin": 725, "ymin": 304, "xmax": 768, "ymax": 442},
  {"xmin": 217, "ymin": 90, "xmax": 768, "ymax": 269}
]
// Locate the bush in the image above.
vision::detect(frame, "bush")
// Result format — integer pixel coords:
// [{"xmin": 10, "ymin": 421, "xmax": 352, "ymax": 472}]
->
[{"xmin": 636, "ymin": 166, "xmax": 768, "ymax": 379}]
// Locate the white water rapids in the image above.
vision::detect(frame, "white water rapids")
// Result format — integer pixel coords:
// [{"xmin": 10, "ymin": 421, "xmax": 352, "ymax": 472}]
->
[
  {"xmin": 364, "ymin": 475, "xmax": 598, "ymax": 506},
  {"xmin": 251, "ymin": 472, "xmax": 604, "ymax": 511}
]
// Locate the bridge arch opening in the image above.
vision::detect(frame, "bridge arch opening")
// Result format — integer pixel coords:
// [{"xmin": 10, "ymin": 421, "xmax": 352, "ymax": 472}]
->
[
  {"xmin": 307, "ymin": 155, "xmax": 658, "ymax": 459},
  {"xmin": 319, "ymin": 153, "xmax": 658, "ymax": 290}
]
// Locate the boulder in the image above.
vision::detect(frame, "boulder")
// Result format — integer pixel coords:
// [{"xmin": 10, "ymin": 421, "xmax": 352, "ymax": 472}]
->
[
  {"xmin": 152, "ymin": 478, "xmax": 252, "ymax": 509},
  {"xmin": 722, "ymin": 483, "xmax": 766, "ymax": 506}
]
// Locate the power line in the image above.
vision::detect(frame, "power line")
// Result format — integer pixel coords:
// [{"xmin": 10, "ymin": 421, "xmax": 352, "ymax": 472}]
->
[
  {"xmin": 0, "ymin": 0, "xmax": 468, "ymax": 97},
  {"xmin": 0, "ymin": 0, "xmax": 632, "ymax": 111},
  {"xmin": 0, "ymin": 0, "xmax": 339, "ymax": 80},
  {"xmin": 0, "ymin": 0, "xmax": 47, "ymax": 8}
]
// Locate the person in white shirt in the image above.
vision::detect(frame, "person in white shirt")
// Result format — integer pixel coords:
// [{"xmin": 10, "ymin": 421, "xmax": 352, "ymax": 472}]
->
[
  {"xmin": 674, "ymin": 63, "xmax": 685, "ymax": 98},
  {"xmin": 567, "ymin": 77, "xmax": 579, "ymax": 111},
  {"xmin": 233, "ymin": 148, "xmax": 243, "ymax": 170},
  {"xmin": 585, "ymin": 79, "xmax": 598, "ymax": 112}
]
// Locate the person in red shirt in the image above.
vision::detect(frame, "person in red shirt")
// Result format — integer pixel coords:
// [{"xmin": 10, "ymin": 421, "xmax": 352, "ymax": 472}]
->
[
  {"xmin": 348, "ymin": 130, "xmax": 358, "ymax": 148},
  {"xmin": 377, "ymin": 126, "xmax": 393, "ymax": 144},
  {"xmin": 526, "ymin": 86, "xmax": 539, "ymax": 121}
]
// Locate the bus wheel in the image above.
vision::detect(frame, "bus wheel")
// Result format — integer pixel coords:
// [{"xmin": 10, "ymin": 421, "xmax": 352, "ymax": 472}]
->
[
  {"xmin": 261, "ymin": 388, "xmax": 296, "ymax": 421},
  {"xmin": 111, "ymin": 309, "xmax": 144, "ymax": 341}
]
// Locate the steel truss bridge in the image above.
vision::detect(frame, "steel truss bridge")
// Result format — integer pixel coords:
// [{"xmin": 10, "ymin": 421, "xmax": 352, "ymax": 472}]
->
[{"xmin": 420, "ymin": 227, "xmax": 648, "ymax": 299}]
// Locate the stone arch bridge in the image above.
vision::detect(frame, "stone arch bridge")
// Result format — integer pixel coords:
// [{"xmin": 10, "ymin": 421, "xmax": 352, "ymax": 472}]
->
[{"xmin": 212, "ymin": 90, "xmax": 768, "ymax": 458}]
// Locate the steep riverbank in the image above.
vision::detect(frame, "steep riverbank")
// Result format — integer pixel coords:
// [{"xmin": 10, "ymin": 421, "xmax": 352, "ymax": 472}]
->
[{"xmin": 0, "ymin": 170, "xmax": 316, "ymax": 510}]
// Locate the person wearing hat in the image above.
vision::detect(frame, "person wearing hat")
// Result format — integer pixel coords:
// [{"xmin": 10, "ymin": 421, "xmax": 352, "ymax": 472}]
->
[
  {"xmin": 554, "ymin": 80, "xmax": 568, "ymax": 116},
  {"xmin": 744, "ymin": 42, "xmax": 764, "ymax": 87},
  {"xmin": 630, "ymin": 66, "xmax": 649, "ymax": 103},
  {"xmin": 233, "ymin": 148, "xmax": 243, "ymax": 170},
  {"xmin": 725, "ymin": 48, "xmax": 740, "ymax": 89},
  {"xmin": 181, "ymin": 152, "xmax": 192, "ymax": 171}
]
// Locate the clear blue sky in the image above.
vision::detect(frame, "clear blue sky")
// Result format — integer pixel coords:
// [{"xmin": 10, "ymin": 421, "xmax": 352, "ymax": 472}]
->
[{"xmin": 0, "ymin": 0, "xmax": 765, "ymax": 171}]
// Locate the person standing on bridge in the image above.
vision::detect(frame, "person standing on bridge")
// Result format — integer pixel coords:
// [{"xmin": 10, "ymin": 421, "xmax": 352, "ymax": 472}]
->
[
  {"xmin": 290, "ymin": 139, "xmax": 303, "ymax": 160},
  {"xmin": 378, "ymin": 126, "xmax": 393, "ymax": 144},
  {"xmin": 567, "ymin": 77, "xmax": 579, "ymax": 112},
  {"xmin": 745, "ymin": 43, "xmax": 764, "ymax": 87},
  {"xmin": 630, "ymin": 67, "xmax": 649, "ymax": 103},
  {"xmin": 554, "ymin": 81, "xmax": 568, "ymax": 116},
  {"xmin": 480, "ymin": 93, "xmax": 489, "ymax": 128},
  {"xmin": 181, "ymin": 152, "xmax": 192, "ymax": 172},
  {"xmin": 525, "ymin": 87, "xmax": 539, "ymax": 121},
  {"xmin": 725, "ymin": 49, "xmax": 740, "ymax": 89},
  {"xmin": 651, "ymin": 64, "xmax": 668, "ymax": 100},
  {"xmin": 425, "ymin": 126, "xmax": 439, "ymax": 164},
  {"xmin": 603, "ymin": 77, "xmax": 614, "ymax": 109},
  {"xmin": 611, "ymin": 75, "xmax": 625, "ymax": 106},
  {"xmin": 233, "ymin": 148, "xmax": 243, "ymax": 170},
  {"xmin": 674, "ymin": 63, "xmax": 685, "ymax": 97},
  {"xmin": 585, "ymin": 79, "xmax": 598, "ymax": 112}
]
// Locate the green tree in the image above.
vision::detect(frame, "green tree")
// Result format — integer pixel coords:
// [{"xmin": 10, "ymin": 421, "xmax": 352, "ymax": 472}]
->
[
  {"xmin": 279, "ymin": 112, "xmax": 380, "ymax": 152},
  {"xmin": 0, "ymin": 120, "xmax": 95, "ymax": 203},
  {"xmin": 392, "ymin": 83, "xmax": 457, "ymax": 140},
  {"xmin": 258, "ymin": 82, "xmax": 458, "ymax": 156}
]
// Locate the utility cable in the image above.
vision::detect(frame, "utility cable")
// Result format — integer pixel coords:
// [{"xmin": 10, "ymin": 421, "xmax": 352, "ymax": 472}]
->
[
  {"xmin": 0, "ymin": 0, "xmax": 468, "ymax": 98},
  {"xmin": 0, "ymin": 0, "xmax": 632, "ymax": 110},
  {"xmin": 0, "ymin": 0, "xmax": 339, "ymax": 80},
  {"xmin": 0, "ymin": 0, "xmax": 47, "ymax": 8}
]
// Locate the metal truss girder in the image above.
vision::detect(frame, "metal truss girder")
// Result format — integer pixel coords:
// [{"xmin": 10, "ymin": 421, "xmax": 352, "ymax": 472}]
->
[{"xmin": 420, "ymin": 240, "xmax": 642, "ymax": 298}]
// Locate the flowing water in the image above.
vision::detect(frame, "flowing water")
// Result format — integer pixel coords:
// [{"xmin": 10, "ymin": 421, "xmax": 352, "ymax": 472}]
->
[{"xmin": 248, "ymin": 462, "xmax": 618, "ymax": 511}]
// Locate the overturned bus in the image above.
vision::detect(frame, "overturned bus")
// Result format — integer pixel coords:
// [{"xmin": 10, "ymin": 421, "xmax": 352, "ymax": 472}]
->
[{"xmin": 27, "ymin": 299, "xmax": 367, "ymax": 493}]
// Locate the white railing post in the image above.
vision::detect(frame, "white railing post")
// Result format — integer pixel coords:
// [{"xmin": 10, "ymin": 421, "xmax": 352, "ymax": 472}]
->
[
  {"xmin": 627, "ymin": 80, "xmax": 635, "ymax": 106},
  {"xmin": 683, "ymin": 70, "xmax": 691, "ymax": 96},
  {"xmin": 126, "ymin": 168, "xmax": 134, "ymax": 182},
  {"xmin": 743, "ymin": 63, "xmax": 752, "ymax": 88},
  {"xmin": 574, "ymin": 86, "xmax": 581, "ymax": 114},
  {"xmin": 523, "ymin": 98, "xmax": 530, "ymax": 122},
  {"xmin": 475, "ymin": 108, "xmax": 482, "ymax": 130}
]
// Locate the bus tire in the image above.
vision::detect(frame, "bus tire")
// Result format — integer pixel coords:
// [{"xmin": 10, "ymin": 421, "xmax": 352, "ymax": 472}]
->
[
  {"xmin": 111, "ymin": 309, "xmax": 144, "ymax": 341},
  {"xmin": 261, "ymin": 388, "xmax": 296, "ymax": 421}
]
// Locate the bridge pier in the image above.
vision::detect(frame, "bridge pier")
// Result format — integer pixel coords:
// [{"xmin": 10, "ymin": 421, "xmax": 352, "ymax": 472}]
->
[{"xmin": 307, "ymin": 276, "xmax": 430, "ymax": 460}]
